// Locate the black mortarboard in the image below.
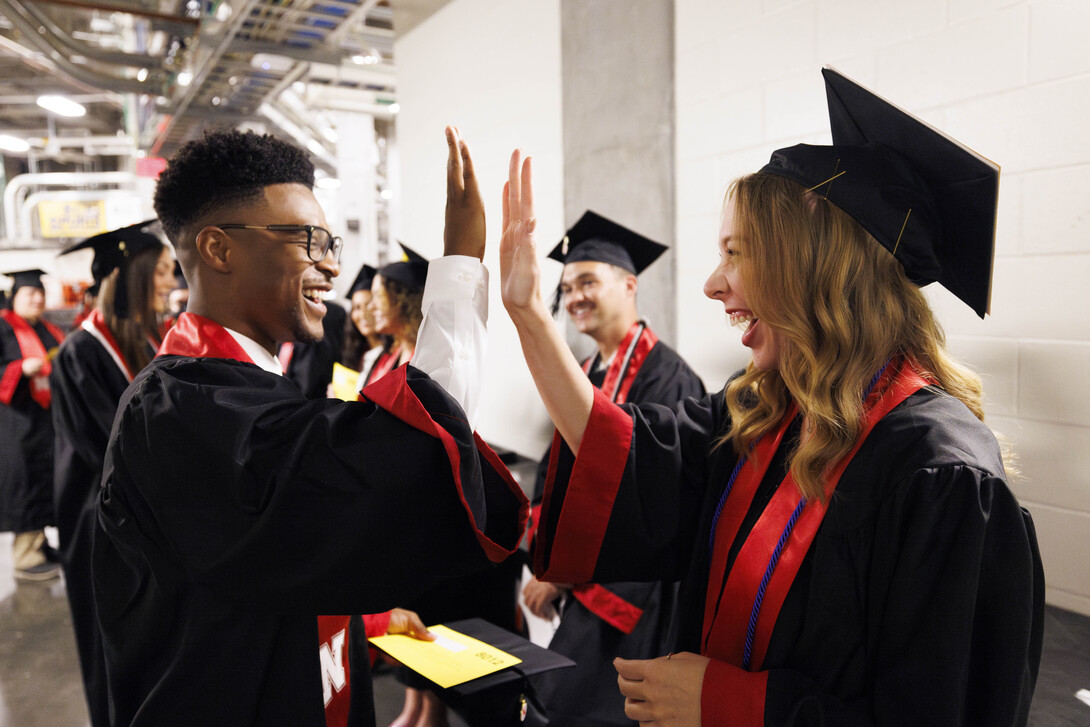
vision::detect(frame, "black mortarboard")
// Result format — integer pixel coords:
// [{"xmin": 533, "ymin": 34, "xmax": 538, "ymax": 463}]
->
[
  {"xmin": 760, "ymin": 66, "xmax": 998, "ymax": 318},
  {"xmin": 4, "ymin": 269, "xmax": 46, "ymax": 303},
  {"xmin": 371, "ymin": 618, "xmax": 574, "ymax": 727},
  {"xmin": 379, "ymin": 242, "xmax": 429, "ymax": 290},
  {"xmin": 59, "ymin": 219, "xmax": 164, "ymax": 317},
  {"xmin": 349, "ymin": 263, "xmax": 377, "ymax": 295},
  {"xmin": 546, "ymin": 211, "xmax": 667, "ymax": 315},
  {"xmin": 547, "ymin": 211, "xmax": 667, "ymax": 275}
]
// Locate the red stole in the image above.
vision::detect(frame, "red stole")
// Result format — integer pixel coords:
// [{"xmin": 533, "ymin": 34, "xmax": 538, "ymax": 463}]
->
[
  {"xmin": 581, "ymin": 320, "xmax": 659, "ymax": 405},
  {"xmin": 570, "ymin": 321, "xmax": 660, "ymax": 633},
  {"xmin": 83, "ymin": 308, "xmax": 136, "ymax": 381},
  {"xmin": 703, "ymin": 359, "xmax": 929, "ymax": 670},
  {"xmin": 278, "ymin": 342, "xmax": 295, "ymax": 372},
  {"xmin": 356, "ymin": 346, "xmax": 400, "ymax": 401},
  {"xmin": 157, "ymin": 312, "xmax": 254, "ymax": 362},
  {"xmin": 1, "ymin": 309, "xmax": 64, "ymax": 408},
  {"xmin": 318, "ymin": 615, "xmax": 353, "ymax": 727}
]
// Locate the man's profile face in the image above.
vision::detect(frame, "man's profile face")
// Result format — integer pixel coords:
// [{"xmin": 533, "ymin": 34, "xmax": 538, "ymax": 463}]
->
[
  {"xmin": 559, "ymin": 260, "xmax": 632, "ymax": 341},
  {"xmin": 224, "ymin": 183, "xmax": 338, "ymax": 347}
]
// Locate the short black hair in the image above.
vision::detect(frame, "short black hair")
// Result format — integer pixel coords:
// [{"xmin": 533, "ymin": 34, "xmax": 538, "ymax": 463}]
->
[{"xmin": 153, "ymin": 129, "xmax": 315, "ymax": 245}]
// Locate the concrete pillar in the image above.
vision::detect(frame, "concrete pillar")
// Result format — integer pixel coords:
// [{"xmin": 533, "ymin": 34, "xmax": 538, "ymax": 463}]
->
[
  {"xmin": 560, "ymin": 0, "xmax": 677, "ymax": 349},
  {"xmin": 331, "ymin": 110, "xmax": 378, "ymax": 296}
]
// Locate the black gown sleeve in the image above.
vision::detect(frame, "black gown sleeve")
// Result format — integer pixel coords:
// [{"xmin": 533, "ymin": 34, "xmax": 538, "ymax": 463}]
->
[
  {"xmin": 534, "ymin": 387, "xmax": 726, "ymax": 585},
  {"xmin": 704, "ymin": 464, "xmax": 1045, "ymax": 727},
  {"xmin": 98, "ymin": 358, "xmax": 527, "ymax": 615}
]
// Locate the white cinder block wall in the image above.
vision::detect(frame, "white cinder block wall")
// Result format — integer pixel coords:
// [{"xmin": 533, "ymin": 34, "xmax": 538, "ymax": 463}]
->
[
  {"xmin": 395, "ymin": 0, "xmax": 563, "ymax": 457},
  {"xmin": 675, "ymin": 0, "xmax": 1090, "ymax": 615}
]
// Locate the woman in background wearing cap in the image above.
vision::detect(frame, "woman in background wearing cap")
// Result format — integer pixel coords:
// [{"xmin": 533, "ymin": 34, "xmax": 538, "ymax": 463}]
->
[
  {"xmin": 50, "ymin": 224, "xmax": 174, "ymax": 727},
  {"xmin": 498, "ymin": 69, "xmax": 1043, "ymax": 726},
  {"xmin": 341, "ymin": 263, "xmax": 389, "ymax": 380},
  {"xmin": 0, "ymin": 269, "xmax": 65, "ymax": 581}
]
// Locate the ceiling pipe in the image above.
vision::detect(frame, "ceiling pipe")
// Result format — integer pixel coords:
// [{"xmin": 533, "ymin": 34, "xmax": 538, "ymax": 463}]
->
[
  {"xmin": 3, "ymin": 171, "xmax": 135, "ymax": 241},
  {"xmin": 14, "ymin": 0, "xmax": 176, "ymax": 71},
  {"xmin": 0, "ymin": 0, "xmax": 169, "ymax": 95},
  {"xmin": 23, "ymin": 0, "xmax": 200, "ymax": 36},
  {"xmin": 151, "ymin": 0, "xmax": 265, "ymax": 153}
]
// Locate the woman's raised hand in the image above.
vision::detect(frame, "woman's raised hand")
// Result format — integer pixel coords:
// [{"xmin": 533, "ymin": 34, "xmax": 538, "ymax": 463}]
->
[{"xmin": 499, "ymin": 149, "xmax": 542, "ymax": 316}]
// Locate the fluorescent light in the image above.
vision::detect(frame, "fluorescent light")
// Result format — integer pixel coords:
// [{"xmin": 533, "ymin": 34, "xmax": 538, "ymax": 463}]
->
[
  {"xmin": 137, "ymin": 68, "xmax": 149, "ymax": 82},
  {"xmin": 177, "ymin": 71, "xmax": 193, "ymax": 87},
  {"xmin": 316, "ymin": 177, "xmax": 341, "ymax": 191},
  {"xmin": 36, "ymin": 95, "xmax": 86, "ymax": 117},
  {"xmin": 306, "ymin": 139, "xmax": 327, "ymax": 156},
  {"xmin": 0, "ymin": 134, "xmax": 30, "ymax": 153},
  {"xmin": 388, "ymin": 103, "xmax": 400, "ymax": 114}
]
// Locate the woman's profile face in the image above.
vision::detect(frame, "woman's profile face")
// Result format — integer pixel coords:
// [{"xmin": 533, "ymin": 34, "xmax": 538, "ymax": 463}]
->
[
  {"xmin": 350, "ymin": 289, "xmax": 374, "ymax": 336},
  {"xmin": 368, "ymin": 276, "xmax": 400, "ymax": 336},
  {"xmin": 704, "ymin": 196, "xmax": 782, "ymax": 371},
  {"xmin": 152, "ymin": 247, "xmax": 175, "ymax": 315}
]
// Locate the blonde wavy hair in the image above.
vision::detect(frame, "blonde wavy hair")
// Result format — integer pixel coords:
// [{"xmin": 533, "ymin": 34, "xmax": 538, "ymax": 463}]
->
[{"xmin": 721, "ymin": 173, "xmax": 988, "ymax": 502}]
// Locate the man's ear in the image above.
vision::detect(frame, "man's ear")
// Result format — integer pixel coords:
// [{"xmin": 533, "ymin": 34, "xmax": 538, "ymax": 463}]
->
[
  {"xmin": 625, "ymin": 273, "xmax": 639, "ymax": 298},
  {"xmin": 194, "ymin": 226, "xmax": 233, "ymax": 273}
]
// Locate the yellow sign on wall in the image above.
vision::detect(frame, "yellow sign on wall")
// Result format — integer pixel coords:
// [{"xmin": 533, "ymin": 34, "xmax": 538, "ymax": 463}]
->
[{"xmin": 37, "ymin": 200, "xmax": 107, "ymax": 238}]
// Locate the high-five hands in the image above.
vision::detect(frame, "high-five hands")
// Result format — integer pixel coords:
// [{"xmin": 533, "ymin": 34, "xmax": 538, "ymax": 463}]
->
[
  {"xmin": 499, "ymin": 149, "xmax": 543, "ymax": 316},
  {"xmin": 444, "ymin": 126, "xmax": 486, "ymax": 260}
]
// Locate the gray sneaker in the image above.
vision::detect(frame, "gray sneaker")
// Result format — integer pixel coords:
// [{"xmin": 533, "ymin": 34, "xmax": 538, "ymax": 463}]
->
[{"xmin": 15, "ymin": 560, "xmax": 62, "ymax": 581}]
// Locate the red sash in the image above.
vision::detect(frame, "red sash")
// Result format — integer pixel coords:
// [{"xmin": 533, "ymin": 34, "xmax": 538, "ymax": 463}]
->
[
  {"xmin": 356, "ymin": 346, "xmax": 400, "ymax": 400},
  {"xmin": 83, "ymin": 308, "xmax": 136, "ymax": 381},
  {"xmin": 570, "ymin": 321, "xmax": 660, "ymax": 632},
  {"xmin": 703, "ymin": 359, "xmax": 929, "ymax": 670},
  {"xmin": 580, "ymin": 320, "xmax": 659, "ymax": 405},
  {"xmin": 157, "ymin": 312, "xmax": 255, "ymax": 363},
  {"xmin": 1, "ymin": 309, "xmax": 64, "ymax": 408},
  {"xmin": 278, "ymin": 342, "xmax": 294, "ymax": 371}
]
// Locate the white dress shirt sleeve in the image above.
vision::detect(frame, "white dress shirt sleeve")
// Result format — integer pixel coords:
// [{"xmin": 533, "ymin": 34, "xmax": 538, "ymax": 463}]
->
[{"xmin": 409, "ymin": 255, "xmax": 488, "ymax": 429}]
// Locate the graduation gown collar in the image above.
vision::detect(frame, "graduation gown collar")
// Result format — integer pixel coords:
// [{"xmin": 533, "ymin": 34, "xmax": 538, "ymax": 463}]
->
[
  {"xmin": 158, "ymin": 312, "xmax": 281, "ymax": 374},
  {"xmin": 583, "ymin": 320, "xmax": 658, "ymax": 404}
]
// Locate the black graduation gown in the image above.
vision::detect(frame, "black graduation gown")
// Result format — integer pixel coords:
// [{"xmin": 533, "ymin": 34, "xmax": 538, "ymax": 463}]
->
[
  {"xmin": 0, "ymin": 315, "xmax": 61, "ymax": 532},
  {"xmin": 535, "ymin": 385, "xmax": 1045, "ymax": 726},
  {"xmin": 50, "ymin": 328, "xmax": 142, "ymax": 727},
  {"xmin": 284, "ymin": 302, "xmax": 347, "ymax": 399},
  {"xmin": 93, "ymin": 356, "xmax": 526, "ymax": 727},
  {"xmin": 532, "ymin": 339, "xmax": 706, "ymax": 727}
]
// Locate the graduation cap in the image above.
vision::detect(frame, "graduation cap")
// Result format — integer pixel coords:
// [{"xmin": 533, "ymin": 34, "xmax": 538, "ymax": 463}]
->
[
  {"xmin": 3, "ymin": 269, "xmax": 47, "ymax": 304},
  {"xmin": 348, "ymin": 263, "xmax": 377, "ymax": 295},
  {"xmin": 760, "ymin": 66, "xmax": 998, "ymax": 318},
  {"xmin": 379, "ymin": 242, "xmax": 429, "ymax": 290},
  {"xmin": 546, "ymin": 210, "xmax": 667, "ymax": 315},
  {"xmin": 58, "ymin": 219, "xmax": 164, "ymax": 317},
  {"xmin": 372, "ymin": 618, "xmax": 574, "ymax": 727}
]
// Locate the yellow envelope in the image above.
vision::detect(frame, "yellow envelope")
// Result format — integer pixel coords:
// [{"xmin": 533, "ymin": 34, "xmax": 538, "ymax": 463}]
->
[
  {"xmin": 331, "ymin": 362, "xmax": 360, "ymax": 401},
  {"xmin": 369, "ymin": 624, "xmax": 522, "ymax": 688}
]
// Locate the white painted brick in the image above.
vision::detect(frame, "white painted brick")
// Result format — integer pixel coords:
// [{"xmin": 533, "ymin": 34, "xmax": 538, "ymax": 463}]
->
[
  {"xmin": 875, "ymin": 7, "xmax": 1029, "ymax": 110},
  {"xmin": 927, "ymin": 254, "xmax": 1090, "ymax": 340},
  {"xmin": 991, "ymin": 415, "xmax": 1090, "ymax": 513},
  {"xmin": 994, "ymin": 173, "xmax": 1022, "ymax": 258},
  {"xmin": 764, "ymin": 69, "xmax": 832, "ymax": 143},
  {"xmin": 944, "ymin": 76, "xmax": 1090, "ymax": 175},
  {"xmin": 676, "ymin": 0, "xmax": 726, "ymax": 52},
  {"xmin": 718, "ymin": 3, "xmax": 819, "ymax": 91},
  {"xmin": 677, "ymin": 157, "xmax": 726, "ymax": 219},
  {"xmin": 1018, "ymin": 341, "xmax": 1090, "ymax": 427},
  {"xmin": 718, "ymin": 145, "xmax": 782, "ymax": 188},
  {"xmin": 949, "ymin": 0, "xmax": 1032, "ymax": 25},
  {"xmin": 816, "ymin": 0, "xmax": 946, "ymax": 61},
  {"xmin": 678, "ymin": 87, "xmax": 765, "ymax": 163},
  {"xmin": 1029, "ymin": 0, "xmax": 1090, "ymax": 82},
  {"xmin": 1021, "ymin": 165, "xmax": 1090, "ymax": 255},
  {"xmin": 945, "ymin": 336, "xmax": 1019, "ymax": 416},
  {"xmin": 1020, "ymin": 504, "xmax": 1090, "ymax": 608},
  {"xmin": 676, "ymin": 41, "xmax": 723, "ymax": 111}
]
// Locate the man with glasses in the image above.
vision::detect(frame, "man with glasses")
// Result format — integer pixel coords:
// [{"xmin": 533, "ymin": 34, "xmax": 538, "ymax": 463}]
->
[{"xmin": 92, "ymin": 128, "xmax": 528, "ymax": 727}]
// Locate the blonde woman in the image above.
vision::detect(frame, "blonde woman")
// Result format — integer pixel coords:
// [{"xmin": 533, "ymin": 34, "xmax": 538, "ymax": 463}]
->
[{"xmin": 500, "ymin": 69, "xmax": 1043, "ymax": 727}]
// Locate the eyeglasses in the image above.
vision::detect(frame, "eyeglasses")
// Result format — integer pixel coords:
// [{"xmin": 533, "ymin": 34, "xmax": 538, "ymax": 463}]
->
[{"xmin": 216, "ymin": 224, "xmax": 343, "ymax": 264}]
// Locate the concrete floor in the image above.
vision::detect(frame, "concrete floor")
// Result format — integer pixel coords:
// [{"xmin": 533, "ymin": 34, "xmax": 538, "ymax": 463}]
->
[{"xmin": 2, "ymin": 530, "xmax": 1088, "ymax": 726}]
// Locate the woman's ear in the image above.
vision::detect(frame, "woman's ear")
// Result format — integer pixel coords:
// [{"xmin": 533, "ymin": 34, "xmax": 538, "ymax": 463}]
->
[{"xmin": 194, "ymin": 226, "xmax": 233, "ymax": 273}]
